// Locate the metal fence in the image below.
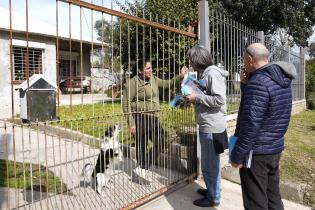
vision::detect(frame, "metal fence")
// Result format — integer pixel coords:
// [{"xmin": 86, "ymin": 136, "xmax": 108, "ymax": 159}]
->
[
  {"xmin": 0, "ymin": 1, "xmax": 306, "ymax": 210},
  {"xmin": 1, "ymin": 0, "xmax": 197, "ymax": 209},
  {"xmin": 209, "ymin": 10, "xmax": 305, "ymax": 114},
  {"xmin": 265, "ymin": 37, "xmax": 305, "ymax": 101}
]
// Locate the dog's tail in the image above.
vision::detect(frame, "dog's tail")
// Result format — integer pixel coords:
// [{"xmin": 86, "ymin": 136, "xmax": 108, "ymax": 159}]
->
[{"xmin": 82, "ymin": 163, "xmax": 94, "ymax": 183}]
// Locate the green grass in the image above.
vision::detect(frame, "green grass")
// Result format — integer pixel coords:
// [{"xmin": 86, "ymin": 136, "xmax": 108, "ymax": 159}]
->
[
  {"xmin": 55, "ymin": 100, "xmax": 237, "ymax": 147},
  {"xmin": 227, "ymin": 100, "xmax": 240, "ymax": 114},
  {"xmin": 56, "ymin": 102, "xmax": 195, "ymax": 146},
  {"xmin": 0, "ymin": 159, "xmax": 68, "ymax": 194},
  {"xmin": 281, "ymin": 110, "xmax": 315, "ymax": 207}
]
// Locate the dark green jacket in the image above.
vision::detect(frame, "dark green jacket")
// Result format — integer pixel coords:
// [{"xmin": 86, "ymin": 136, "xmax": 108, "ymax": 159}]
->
[{"xmin": 122, "ymin": 75, "xmax": 179, "ymax": 127}]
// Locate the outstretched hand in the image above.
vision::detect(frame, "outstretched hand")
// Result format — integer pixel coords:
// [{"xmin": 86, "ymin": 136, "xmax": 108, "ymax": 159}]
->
[
  {"xmin": 180, "ymin": 66, "xmax": 188, "ymax": 78},
  {"xmin": 129, "ymin": 126, "xmax": 136, "ymax": 134}
]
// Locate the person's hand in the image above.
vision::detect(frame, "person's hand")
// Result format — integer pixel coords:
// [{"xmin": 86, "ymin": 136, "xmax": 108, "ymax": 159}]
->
[
  {"xmin": 240, "ymin": 68, "xmax": 249, "ymax": 84},
  {"xmin": 180, "ymin": 66, "xmax": 188, "ymax": 79},
  {"xmin": 129, "ymin": 126, "xmax": 136, "ymax": 134},
  {"xmin": 231, "ymin": 162, "xmax": 243, "ymax": 168},
  {"xmin": 185, "ymin": 93, "xmax": 196, "ymax": 104}
]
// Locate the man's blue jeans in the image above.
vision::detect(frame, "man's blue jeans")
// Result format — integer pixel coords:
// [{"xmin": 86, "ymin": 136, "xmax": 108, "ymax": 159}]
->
[{"xmin": 199, "ymin": 132, "xmax": 221, "ymax": 203}]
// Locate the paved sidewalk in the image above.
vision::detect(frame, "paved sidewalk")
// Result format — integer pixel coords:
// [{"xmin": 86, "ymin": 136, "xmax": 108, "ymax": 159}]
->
[{"xmin": 137, "ymin": 179, "xmax": 311, "ymax": 210}]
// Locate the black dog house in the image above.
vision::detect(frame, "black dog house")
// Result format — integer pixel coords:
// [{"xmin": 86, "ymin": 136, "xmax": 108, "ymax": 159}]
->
[{"xmin": 16, "ymin": 74, "xmax": 57, "ymax": 122}]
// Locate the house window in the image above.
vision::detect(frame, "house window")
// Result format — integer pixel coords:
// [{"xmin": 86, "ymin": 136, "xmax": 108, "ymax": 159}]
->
[{"xmin": 13, "ymin": 47, "xmax": 43, "ymax": 81}]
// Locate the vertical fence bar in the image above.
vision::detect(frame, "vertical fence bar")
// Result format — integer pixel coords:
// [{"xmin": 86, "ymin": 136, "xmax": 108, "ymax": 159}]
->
[
  {"xmin": 8, "ymin": 1, "xmax": 14, "ymax": 208},
  {"xmin": 68, "ymin": 3, "xmax": 73, "ymax": 116}
]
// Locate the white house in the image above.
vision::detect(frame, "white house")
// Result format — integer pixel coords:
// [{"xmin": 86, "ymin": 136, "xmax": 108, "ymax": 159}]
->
[{"xmin": 0, "ymin": 6, "xmax": 106, "ymax": 119}]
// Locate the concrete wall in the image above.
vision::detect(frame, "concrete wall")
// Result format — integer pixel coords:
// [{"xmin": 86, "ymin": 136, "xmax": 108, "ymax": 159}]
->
[
  {"xmin": 43, "ymin": 41, "xmax": 57, "ymax": 84},
  {"xmin": 0, "ymin": 32, "xmax": 19, "ymax": 118},
  {"xmin": 0, "ymin": 31, "xmax": 12, "ymax": 98},
  {"xmin": 291, "ymin": 100, "xmax": 307, "ymax": 115},
  {"xmin": 0, "ymin": 32, "xmax": 56, "ymax": 119}
]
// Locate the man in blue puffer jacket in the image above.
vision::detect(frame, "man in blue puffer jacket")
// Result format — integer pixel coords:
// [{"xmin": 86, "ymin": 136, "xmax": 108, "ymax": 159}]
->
[{"xmin": 230, "ymin": 43, "xmax": 296, "ymax": 210}]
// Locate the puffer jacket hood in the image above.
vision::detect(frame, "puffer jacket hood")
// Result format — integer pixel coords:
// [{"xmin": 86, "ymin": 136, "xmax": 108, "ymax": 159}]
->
[
  {"xmin": 260, "ymin": 62, "xmax": 296, "ymax": 88},
  {"xmin": 273, "ymin": 61, "xmax": 297, "ymax": 79}
]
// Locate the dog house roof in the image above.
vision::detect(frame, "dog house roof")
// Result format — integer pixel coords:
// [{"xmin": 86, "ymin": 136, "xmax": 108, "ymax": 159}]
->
[{"xmin": 15, "ymin": 74, "xmax": 57, "ymax": 91}]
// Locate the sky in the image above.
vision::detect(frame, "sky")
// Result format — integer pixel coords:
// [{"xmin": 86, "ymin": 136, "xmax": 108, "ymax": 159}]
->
[{"xmin": 0, "ymin": 0, "xmax": 122, "ymax": 40}]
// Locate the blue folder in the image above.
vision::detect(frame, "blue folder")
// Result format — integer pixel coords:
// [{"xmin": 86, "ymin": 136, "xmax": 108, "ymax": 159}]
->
[
  {"xmin": 228, "ymin": 135, "xmax": 238, "ymax": 157},
  {"xmin": 228, "ymin": 135, "xmax": 253, "ymax": 168}
]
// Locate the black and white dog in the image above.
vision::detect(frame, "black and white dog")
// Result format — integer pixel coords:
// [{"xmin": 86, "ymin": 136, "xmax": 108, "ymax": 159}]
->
[{"xmin": 83, "ymin": 124, "xmax": 122, "ymax": 196}]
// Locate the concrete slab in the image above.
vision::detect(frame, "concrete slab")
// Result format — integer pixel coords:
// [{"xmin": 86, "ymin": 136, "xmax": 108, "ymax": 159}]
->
[{"xmin": 137, "ymin": 179, "xmax": 311, "ymax": 210}]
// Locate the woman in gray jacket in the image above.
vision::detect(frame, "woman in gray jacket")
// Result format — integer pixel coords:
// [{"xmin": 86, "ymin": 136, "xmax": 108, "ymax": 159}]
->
[{"xmin": 184, "ymin": 45, "xmax": 228, "ymax": 207}]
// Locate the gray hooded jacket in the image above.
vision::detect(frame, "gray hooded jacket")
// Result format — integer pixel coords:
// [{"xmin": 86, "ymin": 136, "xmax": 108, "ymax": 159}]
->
[{"xmin": 195, "ymin": 65, "xmax": 229, "ymax": 133}]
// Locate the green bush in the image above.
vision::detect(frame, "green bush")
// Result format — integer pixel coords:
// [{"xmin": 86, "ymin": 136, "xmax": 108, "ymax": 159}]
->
[
  {"xmin": 307, "ymin": 99, "xmax": 315, "ymax": 110},
  {"xmin": 306, "ymin": 59, "xmax": 315, "ymax": 99}
]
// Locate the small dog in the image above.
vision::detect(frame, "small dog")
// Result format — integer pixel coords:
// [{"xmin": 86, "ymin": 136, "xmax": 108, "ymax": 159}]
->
[{"xmin": 83, "ymin": 124, "xmax": 123, "ymax": 196}]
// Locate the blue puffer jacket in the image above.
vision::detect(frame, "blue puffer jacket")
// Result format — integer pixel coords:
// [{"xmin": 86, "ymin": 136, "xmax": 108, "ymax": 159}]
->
[{"xmin": 230, "ymin": 62, "xmax": 296, "ymax": 165}]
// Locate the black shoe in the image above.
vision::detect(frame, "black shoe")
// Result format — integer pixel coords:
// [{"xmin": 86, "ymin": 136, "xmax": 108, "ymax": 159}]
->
[
  {"xmin": 193, "ymin": 198, "xmax": 220, "ymax": 207},
  {"xmin": 197, "ymin": 188, "xmax": 207, "ymax": 197}
]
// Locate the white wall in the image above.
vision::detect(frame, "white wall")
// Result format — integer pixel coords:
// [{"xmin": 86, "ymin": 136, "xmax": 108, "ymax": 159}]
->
[
  {"xmin": 43, "ymin": 41, "xmax": 57, "ymax": 85},
  {"xmin": 0, "ymin": 32, "xmax": 56, "ymax": 119},
  {"xmin": 0, "ymin": 32, "xmax": 12, "ymax": 98}
]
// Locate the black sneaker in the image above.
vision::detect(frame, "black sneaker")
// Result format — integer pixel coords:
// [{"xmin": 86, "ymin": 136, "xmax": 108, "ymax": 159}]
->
[
  {"xmin": 197, "ymin": 188, "xmax": 207, "ymax": 197},
  {"xmin": 193, "ymin": 198, "xmax": 220, "ymax": 207}
]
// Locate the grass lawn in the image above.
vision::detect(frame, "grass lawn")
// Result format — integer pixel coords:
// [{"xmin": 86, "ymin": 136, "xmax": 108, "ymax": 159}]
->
[
  {"xmin": 0, "ymin": 159, "xmax": 68, "ymax": 194},
  {"xmin": 56, "ymin": 102, "xmax": 196, "ymax": 145},
  {"xmin": 281, "ymin": 109, "xmax": 315, "ymax": 207}
]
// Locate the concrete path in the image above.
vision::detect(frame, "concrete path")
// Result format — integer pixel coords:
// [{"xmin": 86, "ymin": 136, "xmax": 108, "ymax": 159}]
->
[{"xmin": 137, "ymin": 179, "xmax": 311, "ymax": 210}]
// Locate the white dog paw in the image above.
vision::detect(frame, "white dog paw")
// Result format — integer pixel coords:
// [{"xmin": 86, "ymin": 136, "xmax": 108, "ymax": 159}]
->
[{"xmin": 100, "ymin": 190, "xmax": 106, "ymax": 197}]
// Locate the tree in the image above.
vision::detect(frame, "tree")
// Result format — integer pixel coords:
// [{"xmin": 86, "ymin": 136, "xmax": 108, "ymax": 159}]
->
[
  {"xmin": 94, "ymin": 0, "xmax": 196, "ymax": 77},
  {"xmin": 309, "ymin": 43, "xmax": 315, "ymax": 58},
  {"xmin": 144, "ymin": 0, "xmax": 198, "ymax": 25},
  {"xmin": 221, "ymin": 0, "xmax": 315, "ymax": 47},
  {"xmin": 306, "ymin": 58, "xmax": 315, "ymax": 108},
  {"xmin": 306, "ymin": 59, "xmax": 315, "ymax": 95}
]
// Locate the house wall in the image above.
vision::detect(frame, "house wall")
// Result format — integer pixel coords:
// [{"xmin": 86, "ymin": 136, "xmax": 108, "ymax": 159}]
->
[
  {"xmin": 0, "ymin": 31, "xmax": 18, "ymax": 119},
  {"xmin": 0, "ymin": 31, "xmax": 56, "ymax": 119},
  {"xmin": 0, "ymin": 31, "xmax": 11, "ymax": 98}
]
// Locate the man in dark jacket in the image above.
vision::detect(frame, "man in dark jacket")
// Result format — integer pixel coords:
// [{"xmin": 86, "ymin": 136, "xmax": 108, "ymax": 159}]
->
[{"xmin": 230, "ymin": 43, "xmax": 296, "ymax": 210}]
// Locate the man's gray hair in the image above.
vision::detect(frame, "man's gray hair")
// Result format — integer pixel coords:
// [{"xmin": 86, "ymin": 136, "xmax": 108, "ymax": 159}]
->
[
  {"xmin": 187, "ymin": 45, "xmax": 213, "ymax": 70},
  {"xmin": 246, "ymin": 43, "xmax": 269, "ymax": 61}
]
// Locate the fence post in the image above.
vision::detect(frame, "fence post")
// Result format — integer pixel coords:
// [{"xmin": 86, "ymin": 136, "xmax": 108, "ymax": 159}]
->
[
  {"xmin": 199, "ymin": 0, "xmax": 210, "ymax": 51},
  {"xmin": 300, "ymin": 47, "xmax": 306, "ymax": 100},
  {"xmin": 284, "ymin": 45, "xmax": 291, "ymax": 62},
  {"xmin": 197, "ymin": 0, "xmax": 210, "ymax": 179},
  {"xmin": 258, "ymin": 31, "xmax": 264, "ymax": 44}
]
